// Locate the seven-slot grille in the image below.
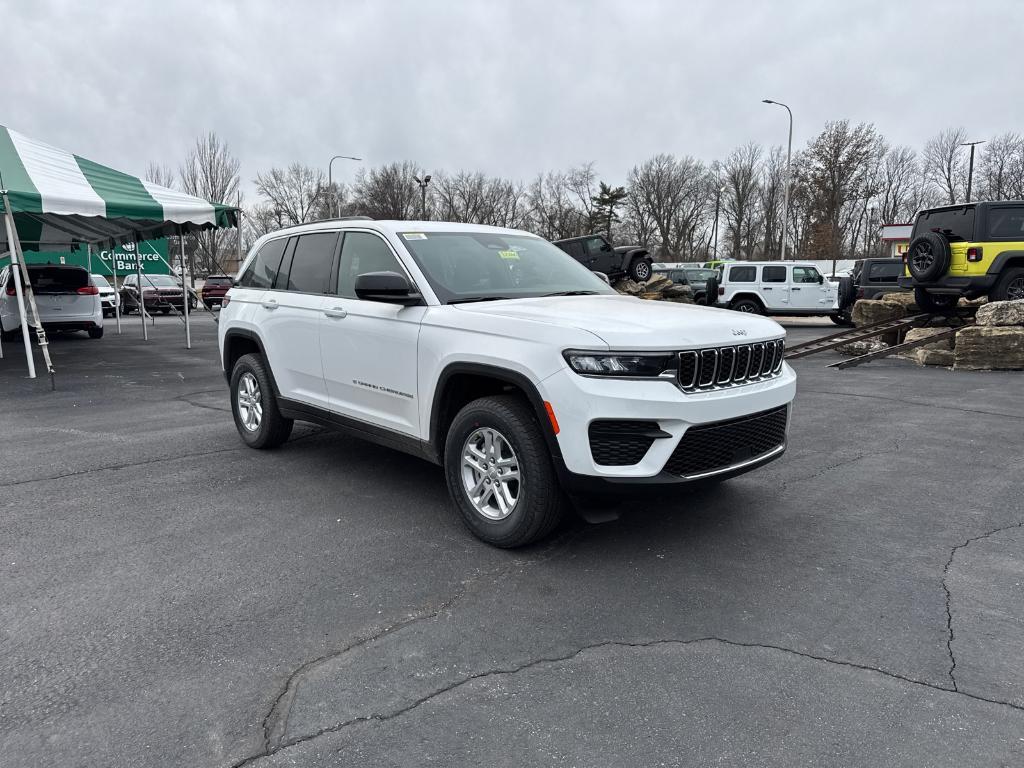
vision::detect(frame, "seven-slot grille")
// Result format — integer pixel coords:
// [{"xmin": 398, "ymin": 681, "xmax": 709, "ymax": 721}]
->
[
  {"xmin": 663, "ymin": 405, "xmax": 789, "ymax": 478},
  {"xmin": 677, "ymin": 339, "xmax": 785, "ymax": 391}
]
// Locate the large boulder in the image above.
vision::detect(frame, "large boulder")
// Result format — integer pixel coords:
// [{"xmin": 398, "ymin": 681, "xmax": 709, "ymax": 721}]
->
[
  {"xmin": 851, "ymin": 299, "xmax": 906, "ymax": 345},
  {"xmin": 880, "ymin": 291, "xmax": 920, "ymax": 313},
  {"xmin": 902, "ymin": 327, "xmax": 955, "ymax": 353},
  {"xmin": 954, "ymin": 326, "xmax": 1024, "ymax": 370},
  {"xmin": 975, "ymin": 299, "xmax": 1024, "ymax": 327},
  {"xmin": 836, "ymin": 338, "xmax": 888, "ymax": 357},
  {"xmin": 915, "ymin": 348, "xmax": 955, "ymax": 367},
  {"xmin": 613, "ymin": 278, "xmax": 645, "ymax": 296},
  {"xmin": 645, "ymin": 273, "xmax": 674, "ymax": 293},
  {"xmin": 662, "ymin": 283, "xmax": 693, "ymax": 299}
]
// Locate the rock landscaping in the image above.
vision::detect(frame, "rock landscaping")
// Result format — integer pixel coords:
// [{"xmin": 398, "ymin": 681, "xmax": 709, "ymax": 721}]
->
[
  {"xmin": 613, "ymin": 274, "xmax": 694, "ymax": 303},
  {"xmin": 848, "ymin": 296, "xmax": 1024, "ymax": 370}
]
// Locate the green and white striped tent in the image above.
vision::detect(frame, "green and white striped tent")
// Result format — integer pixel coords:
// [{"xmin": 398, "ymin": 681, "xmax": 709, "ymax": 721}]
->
[{"xmin": 0, "ymin": 124, "xmax": 237, "ymax": 251}]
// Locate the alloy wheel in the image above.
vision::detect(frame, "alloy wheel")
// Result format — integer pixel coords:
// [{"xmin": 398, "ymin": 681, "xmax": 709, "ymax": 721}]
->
[
  {"xmin": 460, "ymin": 427, "xmax": 521, "ymax": 520},
  {"xmin": 237, "ymin": 372, "xmax": 263, "ymax": 432},
  {"xmin": 1007, "ymin": 277, "xmax": 1024, "ymax": 301},
  {"xmin": 911, "ymin": 243, "xmax": 934, "ymax": 274}
]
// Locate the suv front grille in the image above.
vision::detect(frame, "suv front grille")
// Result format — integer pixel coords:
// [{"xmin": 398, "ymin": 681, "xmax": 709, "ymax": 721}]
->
[
  {"xmin": 663, "ymin": 405, "xmax": 788, "ymax": 478},
  {"xmin": 588, "ymin": 420, "xmax": 660, "ymax": 466},
  {"xmin": 677, "ymin": 339, "xmax": 784, "ymax": 391}
]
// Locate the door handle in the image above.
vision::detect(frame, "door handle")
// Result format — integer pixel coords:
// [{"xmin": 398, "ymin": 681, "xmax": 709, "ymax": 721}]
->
[
  {"xmin": 261, "ymin": 299, "xmax": 279, "ymax": 310},
  {"xmin": 791, "ymin": 287, "xmax": 801, "ymax": 291},
  {"xmin": 763, "ymin": 287, "xmax": 772, "ymax": 290},
  {"xmin": 323, "ymin": 307, "xmax": 347, "ymax": 319}
]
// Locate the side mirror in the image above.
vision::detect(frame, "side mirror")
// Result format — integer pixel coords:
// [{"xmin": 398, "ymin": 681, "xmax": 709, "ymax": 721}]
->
[
  {"xmin": 354, "ymin": 271, "xmax": 422, "ymax": 306},
  {"xmin": 817, "ymin": 274, "xmax": 825, "ymax": 284},
  {"xmin": 594, "ymin": 271, "xmax": 611, "ymax": 285}
]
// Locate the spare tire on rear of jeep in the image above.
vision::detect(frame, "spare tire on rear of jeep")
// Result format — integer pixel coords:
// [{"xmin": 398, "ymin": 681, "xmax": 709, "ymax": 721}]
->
[
  {"xmin": 838, "ymin": 275, "xmax": 856, "ymax": 310},
  {"xmin": 906, "ymin": 231, "xmax": 951, "ymax": 283},
  {"xmin": 703, "ymin": 275, "xmax": 719, "ymax": 305}
]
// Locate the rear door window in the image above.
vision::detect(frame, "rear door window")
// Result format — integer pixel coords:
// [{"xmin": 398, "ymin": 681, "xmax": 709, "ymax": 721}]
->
[
  {"xmin": 913, "ymin": 207, "xmax": 976, "ymax": 242},
  {"xmin": 762, "ymin": 265, "xmax": 787, "ymax": 283},
  {"xmin": 25, "ymin": 267, "xmax": 88, "ymax": 294},
  {"xmin": 238, "ymin": 237, "xmax": 288, "ymax": 289},
  {"xmin": 866, "ymin": 261, "xmax": 903, "ymax": 283},
  {"xmin": 727, "ymin": 265, "xmax": 757, "ymax": 282},
  {"xmin": 283, "ymin": 232, "xmax": 340, "ymax": 294}
]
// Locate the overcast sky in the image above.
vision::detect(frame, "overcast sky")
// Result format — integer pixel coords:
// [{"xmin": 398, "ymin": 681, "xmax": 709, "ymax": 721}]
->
[{"xmin": 6, "ymin": 0, "xmax": 1023, "ymax": 198}]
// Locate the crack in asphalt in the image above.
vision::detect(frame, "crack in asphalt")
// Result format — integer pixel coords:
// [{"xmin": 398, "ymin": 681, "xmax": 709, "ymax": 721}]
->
[
  {"xmin": 228, "ymin": 635, "xmax": 1024, "ymax": 767},
  {"xmin": 941, "ymin": 519, "xmax": 1024, "ymax": 692},
  {"xmin": 252, "ymin": 527, "xmax": 583, "ymax": 758},
  {"xmin": 175, "ymin": 388, "xmax": 231, "ymax": 413}
]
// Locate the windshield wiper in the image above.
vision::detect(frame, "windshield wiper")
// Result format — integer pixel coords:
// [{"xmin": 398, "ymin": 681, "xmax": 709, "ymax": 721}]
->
[
  {"xmin": 449, "ymin": 296, "xmax": 515, "ymax": 304},
  {"xmin": 542, "ymin": 290, "xmax": 601, "ymax": 297}
]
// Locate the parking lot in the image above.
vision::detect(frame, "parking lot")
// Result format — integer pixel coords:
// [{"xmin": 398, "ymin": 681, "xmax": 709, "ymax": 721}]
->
[{"xmin": 2, "ymin": 315, "xmax": 1023, "ymax": 767}]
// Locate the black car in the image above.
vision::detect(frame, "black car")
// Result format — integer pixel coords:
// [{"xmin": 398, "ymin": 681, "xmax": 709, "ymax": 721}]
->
[
  {"xmin": 652, "ymin": 266, "xmax": 719, "ymax": 304},
  {"xmin": 553, "ymin": 233, "xmax": 653, "ymax": 282},
  {"xmin": 836, "ymin": 257, "xmax": 910, "ymax": 313}
]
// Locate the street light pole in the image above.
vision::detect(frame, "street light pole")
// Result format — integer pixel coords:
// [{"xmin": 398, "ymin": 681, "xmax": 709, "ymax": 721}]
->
[
  {"xmin": 960, "ymin": 140, "xmax": 985, "ymax": 203},
  {"xmin": 328, "ymin": 154, "xmax": 362, "ymax": 218},
  {"xmin": 763, "ymin": 99, "xmax": 793, "ymax": 261},
  {"xmin": 414, "ymin": 175, "xmax": 432, "ymax": 220}
]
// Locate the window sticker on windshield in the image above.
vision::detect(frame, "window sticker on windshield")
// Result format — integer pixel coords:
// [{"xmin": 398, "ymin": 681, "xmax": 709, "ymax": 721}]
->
[
  {"xmin": 402, "ymin": 233, "xmax": 427, "ymax": 240},
  {"xmin": 498, "ymin": 250, "xmax": 520, "ymax": 260}
]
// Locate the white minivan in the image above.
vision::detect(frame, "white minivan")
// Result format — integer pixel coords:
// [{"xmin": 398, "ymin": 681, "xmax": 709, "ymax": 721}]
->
[
  {"xmin": 0, "ymin": 264, "xmax": 104, "ymax": 339},
  {"xmin": 712, "ymin": 261, "xmax": 842, "ymax": 323}
]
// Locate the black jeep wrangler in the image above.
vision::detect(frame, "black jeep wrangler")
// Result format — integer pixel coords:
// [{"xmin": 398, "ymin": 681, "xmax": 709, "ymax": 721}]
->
[{"xmin": 553, "ymin": 234, "xmax": 653, "ymax": 282}]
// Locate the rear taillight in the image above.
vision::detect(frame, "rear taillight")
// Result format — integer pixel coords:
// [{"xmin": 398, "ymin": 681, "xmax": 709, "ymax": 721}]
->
[
  {"xmin": 718, "ymin": 286, "xmax": 725, "ymax": 296},
  {"xmin": 966, "ymin": 246, "xmax": 983, "ymax": 262},
  {"xmin": 5, "ymin": 285, "xmax": 14, "ymax": 296},
  {"xmin": 77, "ymin": 285, "xmax": 99, "ymax": 295},
  {"xmin": 222, "ymin": 296, "xmax": 231, "ymax": 307},
  {"xmin": 857, "ymin": 288, "xmax": 865, "ymax": 299}
]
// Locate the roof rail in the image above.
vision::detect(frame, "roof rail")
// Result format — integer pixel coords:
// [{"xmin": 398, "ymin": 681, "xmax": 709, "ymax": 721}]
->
[{"xmin": 313, "ymin": 215, "xmax": 374, "ymax": 223}]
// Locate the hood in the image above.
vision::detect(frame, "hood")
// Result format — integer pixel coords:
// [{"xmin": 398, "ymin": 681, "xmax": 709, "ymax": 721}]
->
[{"xmin": 454, "ymin": 294, "xmax": 784, "ymax": 349}]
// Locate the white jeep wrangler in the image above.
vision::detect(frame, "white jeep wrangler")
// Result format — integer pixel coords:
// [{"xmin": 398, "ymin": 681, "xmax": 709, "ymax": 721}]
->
[
  {"xmin": 712, "ymin": 261, "xmax": 842, "ymax": 322},
  {"xmin": 219, "ymin": 220, "xmax": 797, "ymax": 547}
]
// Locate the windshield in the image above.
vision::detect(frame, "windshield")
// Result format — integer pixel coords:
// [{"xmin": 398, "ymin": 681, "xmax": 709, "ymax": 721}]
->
[
  {"xmin": 138, "ymin": 275, "xmax": 178, "ymax": 287},
  {"xmin": 91, "ymin": 274, "xmax": 111, "ymax": 289},
  {"xmin": 398, "ymin": 231, "xmax": 615, "ymax": 304},
  {"xmin": 684, "ymin": 269, "xmax": 717, "ymax": 282}
]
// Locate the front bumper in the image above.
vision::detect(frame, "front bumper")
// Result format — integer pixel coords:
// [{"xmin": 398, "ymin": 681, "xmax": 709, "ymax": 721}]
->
[{"xmin": 540, "ymin": 362, "xmax": 797, "ymax": 486}]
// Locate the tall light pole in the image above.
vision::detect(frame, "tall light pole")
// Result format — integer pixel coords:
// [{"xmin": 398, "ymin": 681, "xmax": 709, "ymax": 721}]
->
[
  {"xmin": 328, "ymin": 154, "xmax": 362, "ymax": 218},
  {"xmin": 414, "ymin": 175, "xmax": 432, "ymax": 220},
  {"xmin": 960, "ymin": 140, "xmax": 985, "ymax": 203},
  {"xmin": 763, "ymin": 99, "xmax": 793, "ymax": 261}
]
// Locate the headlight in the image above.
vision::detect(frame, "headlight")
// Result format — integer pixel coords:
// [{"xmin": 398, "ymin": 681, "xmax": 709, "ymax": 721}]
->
[{"xmin": 563, "ymin": 351, "xmax": 673, "ymax": 377}]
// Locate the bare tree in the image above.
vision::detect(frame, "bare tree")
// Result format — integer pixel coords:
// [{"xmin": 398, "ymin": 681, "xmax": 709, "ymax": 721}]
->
[
  {"xmin": 627, "ymin": 154, "xmax": 709, "ymax": 259},
  {"xmin": 565, "ymin": 162, "xmax": 599, "ymax": 228},
  {"xmin": 179, "ymin": 132, "xmax": 240, "ymax": 276},
  {"xmin": 350, "ymin": 161, "xmax": 424, "ymax": 220},
  {"xmin": 978, "ymin": 133, "xmax": 1024, "ymax": 201},
  {"xmin": 923, "ymin": 127, "xmax": 968, "ymax": 204},
  {"xmin": 527, "ymin": 171, "xmax": 587, "ymax": 240},
  {"xmin": 145, "ymin": 162, "xmax": 176, "ymax": 189},
  {"xmin": 876, "ymin": 145, "xmax": 919, "ymax": 224},
  {"xmin": 759, "ymin": 147, "xmax": 786, "ymax": 259},
  {"xmin": 254, "ymin": 164, "xmax": 326, "ymax": 226},
  {"xmin": 722, "ymin": 142, "xmax": 762, "ymax": 258}
]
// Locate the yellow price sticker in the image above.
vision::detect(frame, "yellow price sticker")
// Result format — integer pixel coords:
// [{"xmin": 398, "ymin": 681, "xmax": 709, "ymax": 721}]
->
[{"xmin": 498, "ymin": 250, "xmax": 520, "ymax": 260}]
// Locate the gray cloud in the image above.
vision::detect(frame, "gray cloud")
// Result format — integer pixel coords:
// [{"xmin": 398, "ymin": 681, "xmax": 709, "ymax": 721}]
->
[{"xmin": 6, "ymin": 0, "xmax": 1022, "ymax": 197}]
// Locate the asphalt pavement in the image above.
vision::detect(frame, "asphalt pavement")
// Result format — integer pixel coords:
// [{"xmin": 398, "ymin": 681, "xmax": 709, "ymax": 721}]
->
[{"xmin": 2, "ymin": 313, "xmax": 1023, "ymax": 767}]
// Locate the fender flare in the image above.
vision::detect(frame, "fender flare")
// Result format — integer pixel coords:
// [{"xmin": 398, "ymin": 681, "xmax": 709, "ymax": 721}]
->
[{"xmin": 222, "ymin": 328, "xmax": 282, "ymax": 396}]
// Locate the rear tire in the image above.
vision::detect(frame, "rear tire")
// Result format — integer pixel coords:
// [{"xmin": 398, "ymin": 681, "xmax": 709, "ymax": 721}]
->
[
  {"xmin": 230, "ymin": 353, "xmax": 293, "ymax": 449},
  {"xmin": 730, "ymin": 298, "xmax": 763, "ymax": 314},
  {"xmin": 914, "ymin": 287, "xmax": 957, "ymax": 313},
  {"xmin": 829, "ymin": 312, "xmax": 852, "ymax": 326},
  {"xmin": 990, "ymin": 267, "xmax": 1024, "ymax": 302},
  {"xmin": 444, "ymin": 395, "xmax": 566, "ymax": 548},
  {"xmin": 88, "ymin": 327, "xmax": 103, "ymax": 339}
]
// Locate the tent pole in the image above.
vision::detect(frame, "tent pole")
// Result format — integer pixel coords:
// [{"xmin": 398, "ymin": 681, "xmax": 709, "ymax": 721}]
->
[
  {"xmin": 87, "ymin": 243, "xmax": 92, "ymax": 273},
  {"xmin": 113, "ymin": 242, "xmax": 121, "ymax": 333},
  {"xmin": 2, "ymin": 194, "xmax": 36, "ymax": 378},
  {"xmin": 236, "ymin": 192, "xmax": 243, "ymax": 271},
  {"xmin": 137, "ymin": 246, "xmax": 147, "ymax": 341},
  {"xmin": 180, "ymin": 227, "xmax": 190, "ymax": 349}
]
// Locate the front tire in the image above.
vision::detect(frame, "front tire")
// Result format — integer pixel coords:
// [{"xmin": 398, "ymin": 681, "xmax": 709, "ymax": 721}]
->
[
  {"xmin": 230, "ymin": 353, "xmax": 293, "ymax": 449},
  {"xmin": 444, "ymin": 395, "xmax": 566, "ymax": 548},
  {"xmin": 88, "ymin": 327, "xmax": 104, "ymax": 339},
  {"xmin": 629, "ymin": 258, "xmax": 653, "ymax": 282}
]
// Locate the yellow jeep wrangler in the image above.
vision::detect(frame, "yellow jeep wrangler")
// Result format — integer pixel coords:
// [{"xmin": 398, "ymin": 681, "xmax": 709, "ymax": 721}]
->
[{"xmin": 899, "ymin": 201, "xmax": 1024, "ymax": 311}]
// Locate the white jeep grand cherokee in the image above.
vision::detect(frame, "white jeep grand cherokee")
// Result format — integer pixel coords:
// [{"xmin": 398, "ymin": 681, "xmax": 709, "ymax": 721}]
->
[{"xmin": 219, "ymin": 220, "xmax": 796, "ymax": 547}]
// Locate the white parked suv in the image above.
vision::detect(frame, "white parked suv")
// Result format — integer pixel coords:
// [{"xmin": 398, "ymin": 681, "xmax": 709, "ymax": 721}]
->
[
  {"xmin": 1, "ymin": 264, "xmax": 103, "ymax": 339},
  {"xmin": 219, "ymin": 220, "xmax": 797, "ymax": 547},
  {"xmin": 712, "ymin": 261, "xmax": 842, "ymax": 323}
]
